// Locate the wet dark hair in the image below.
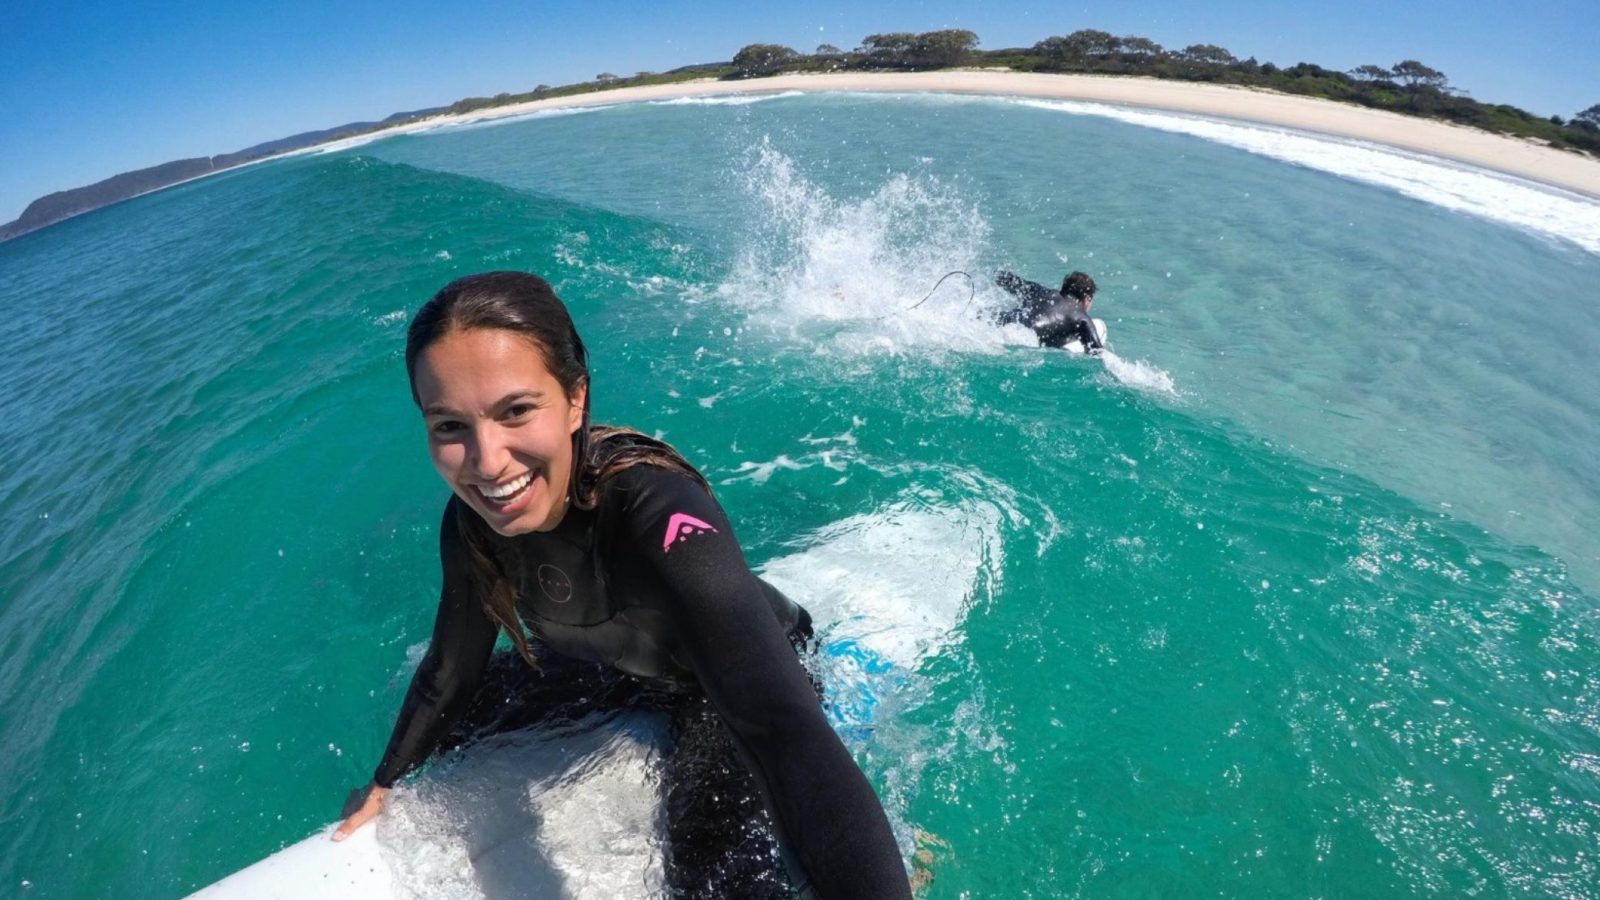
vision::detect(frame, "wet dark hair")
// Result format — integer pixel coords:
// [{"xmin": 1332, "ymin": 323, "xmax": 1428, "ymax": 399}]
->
[
  {"xmin": 405, "ymin": 271, "xmax": 708, "ymax": 667},
  {"xmin": 1061, "ymin": 271, "xmax": 1097, "ymax": 301}
]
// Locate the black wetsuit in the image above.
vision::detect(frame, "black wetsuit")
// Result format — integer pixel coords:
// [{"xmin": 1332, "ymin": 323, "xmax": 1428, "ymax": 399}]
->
[
  {"xmin": 371, "ymin": 463, "xmax": 909, "ymax": 899},
  {"xmin": 994, "ymin": 270, "xmax": 1105, "ymax": 352}
]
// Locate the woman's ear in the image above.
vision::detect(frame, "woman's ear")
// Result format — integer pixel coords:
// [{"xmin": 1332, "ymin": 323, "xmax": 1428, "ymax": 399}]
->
[{"xmin": 567, "ymin": 378, "xmax": 589, "ymax": 433}]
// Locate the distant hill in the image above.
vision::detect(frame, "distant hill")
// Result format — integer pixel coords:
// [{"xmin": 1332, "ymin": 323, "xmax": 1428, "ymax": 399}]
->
[
  {"xmin": 1, "ymin": 158, "xmax": 221, "ymax": 241},
  {"xmin": 0, "ymin": 104, "xmax": 448, "ymax": 242}
]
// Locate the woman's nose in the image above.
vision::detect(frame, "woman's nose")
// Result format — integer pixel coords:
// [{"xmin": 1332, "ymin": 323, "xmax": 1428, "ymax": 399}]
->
[{"xmin": 468, "ymin": 424, "xmax": 511, "ymax": 478}]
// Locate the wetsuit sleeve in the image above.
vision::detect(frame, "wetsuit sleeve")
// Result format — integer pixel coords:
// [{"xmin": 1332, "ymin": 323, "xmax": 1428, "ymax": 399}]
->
[
  {"xmin": 993, "ymin": 270, "xmax": 1055, "ymax": 326},
  {"xmin": 1076, "ymin": 314, "xmax": 1106, "ymax": 352},
  {"xmin": 612, "ymin": 467, "xmax": 909, "ymax": 899},
  {"xmin": 371, "ymin": 499, "xmax": 499, "ymax": 789},
  {"xmin": 994, "ymin": 269, "xmax": 1030, "ymax": 298}
]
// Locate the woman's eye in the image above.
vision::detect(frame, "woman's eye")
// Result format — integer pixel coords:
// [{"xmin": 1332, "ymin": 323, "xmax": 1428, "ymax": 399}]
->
[
  {"xmin": 506, "ymin": 403, "xmax": 536, "ymax": 419},
  {"xmin": 430, "ymin": 421, "xmax": 464, "ymax": 436}
]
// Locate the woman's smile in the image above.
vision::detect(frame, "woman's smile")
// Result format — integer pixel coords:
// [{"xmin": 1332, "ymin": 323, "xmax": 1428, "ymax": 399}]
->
[{"xmin": 476, "ymin": 470, "xmax": 534, "ymax": 504}]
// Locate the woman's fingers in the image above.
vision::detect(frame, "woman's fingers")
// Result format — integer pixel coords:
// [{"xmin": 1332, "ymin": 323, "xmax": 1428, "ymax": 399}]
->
[{"xmin": 331, "ymin": 784, "xmax": 388, "ymax": 842}]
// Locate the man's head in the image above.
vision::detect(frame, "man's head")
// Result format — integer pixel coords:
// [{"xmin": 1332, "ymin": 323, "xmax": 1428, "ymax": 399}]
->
[{"xmin": 1061, "ymin": 271, "xmax": 1096, "ymax": 309}]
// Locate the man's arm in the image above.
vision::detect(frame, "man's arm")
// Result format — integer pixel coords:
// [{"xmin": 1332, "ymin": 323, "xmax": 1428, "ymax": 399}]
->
[
  {"xmin": 994, "ymin": 270, "xmax": 1030, "ymax": 298},
  {"xmin": 993, "ymin": 270, "xmax": 1056, "ymax": 325},
  {"xmin": 1076, "ymin": 314, "xmax": 1106, "ymax": 353}
]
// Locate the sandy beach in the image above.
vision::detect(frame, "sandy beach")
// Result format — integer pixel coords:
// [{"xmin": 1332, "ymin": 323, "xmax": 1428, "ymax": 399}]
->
[{"xmin": 365, "ymin": 70, "xmax": 1600, "ymax": 201}]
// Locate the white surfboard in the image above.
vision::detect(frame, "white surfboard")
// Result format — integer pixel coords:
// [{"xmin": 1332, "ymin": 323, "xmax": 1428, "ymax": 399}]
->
[
  {"xmin": 190, "ymin": 713, "xmax": 671, "ymax": 900},
  {"xmin": 188, "ymin": 822, "xmax": 395, "ymax": 899},
  {"xmin": 1061, "ymin": 317, "xmax": 1108, "ymax": 354}
]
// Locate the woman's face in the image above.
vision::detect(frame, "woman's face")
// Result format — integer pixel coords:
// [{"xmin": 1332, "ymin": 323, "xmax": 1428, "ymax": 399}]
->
[{"xmin": 413, "ymin": 327, "xmax": 587, "ymax": 537}]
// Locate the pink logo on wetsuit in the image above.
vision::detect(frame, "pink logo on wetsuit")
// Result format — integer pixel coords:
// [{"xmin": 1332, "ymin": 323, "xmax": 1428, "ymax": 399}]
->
[{"xmin": 662, "ymin": 513, "xmax": 717, "ymax": 553}]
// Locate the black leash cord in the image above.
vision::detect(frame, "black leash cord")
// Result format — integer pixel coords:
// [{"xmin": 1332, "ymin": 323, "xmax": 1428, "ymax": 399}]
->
[{"xmin": 906, "ymin": 270, "xmax": 976, "ymax": 311}]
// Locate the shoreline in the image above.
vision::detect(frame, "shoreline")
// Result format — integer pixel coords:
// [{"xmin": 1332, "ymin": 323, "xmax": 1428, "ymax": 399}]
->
[{"xmin": 350, "ymin": 71, "xmax": 1600, "ymax": 201}]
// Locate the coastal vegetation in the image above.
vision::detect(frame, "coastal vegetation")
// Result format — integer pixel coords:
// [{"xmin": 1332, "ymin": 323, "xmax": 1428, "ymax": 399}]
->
[
  {"xmin": 722, "ymin": 31, "xmax": 1600, "ymax": 155},
  {"xmin": 5, "ymin": 29, "xmax": 1596, "ymax": 242}
]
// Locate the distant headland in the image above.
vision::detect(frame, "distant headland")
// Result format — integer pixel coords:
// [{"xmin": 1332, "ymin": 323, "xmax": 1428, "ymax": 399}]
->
[{"xmin": 6, "ymin": 30, "xmax": 1598, "ymax": 242}]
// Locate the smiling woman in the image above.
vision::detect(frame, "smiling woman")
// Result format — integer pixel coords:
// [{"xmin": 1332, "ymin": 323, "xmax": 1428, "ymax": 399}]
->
[
  {"xmin": 333, "ymin": 271, "xmax": 911, "ymax": 898},
  {"xmin": 415, "ymin": 327, "xmax": 588, "ymax": 536}
]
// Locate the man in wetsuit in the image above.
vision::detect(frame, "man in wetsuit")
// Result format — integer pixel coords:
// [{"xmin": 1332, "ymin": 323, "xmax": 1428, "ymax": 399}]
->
[{"xmin": 994, "ymin": 269, "xmax": 1105, "ymax": 353}]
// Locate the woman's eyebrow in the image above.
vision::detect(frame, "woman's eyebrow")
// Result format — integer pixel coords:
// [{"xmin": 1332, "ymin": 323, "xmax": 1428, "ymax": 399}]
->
[{"xmin": 423, "ymin": 390, "xmax": 546, "ymax": 417}]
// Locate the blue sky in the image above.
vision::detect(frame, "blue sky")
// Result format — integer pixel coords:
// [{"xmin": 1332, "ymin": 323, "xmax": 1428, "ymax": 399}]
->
[{"xmin": 3, "ymin": 0, "xmax": 1596, "ymax": 223}]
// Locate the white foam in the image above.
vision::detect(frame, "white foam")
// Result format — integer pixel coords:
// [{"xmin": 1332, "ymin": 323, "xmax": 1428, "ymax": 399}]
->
[
  {"xmin": 377, "ymin": 713, "xmax": 669, "ymax": 899},
  {"xmin": 552, "ymin": 231, "xmax": 707, "ymax": 300},
  {"xmin": 721, "ymin": 454, "xmax": 808, "ymax": 485},
  {"xmin": 758, "ymin": 489, "xmax": 1025, "ymax": 856},
  {"xmin": 1099, "ymin": 350, "xmax": 1179, "ymax": 397},
  {"xmin": 273, "ymin": 107, "xmax": 615, "ymax": 158},
  {"xmin": 717, "ymin": 141, "xmax": 1030, "ymax": 356},
  {"xmin": 1010, "ymin": 97, "xmax": 1600, "ymax": 255},
  {"xmin": 422, "ymin": 105, "xmax": 613, "ymax": 135},
  {"xmin": 649, "ymin": 91, "xmax": 804, "ymax": 107},
  {"xmin": 759, "ymin": 495, "xmax": 1001, "ymax": 667},
  {"xmin": 277, "ymin": 130, "xmax": 399, "ymax": 158}
]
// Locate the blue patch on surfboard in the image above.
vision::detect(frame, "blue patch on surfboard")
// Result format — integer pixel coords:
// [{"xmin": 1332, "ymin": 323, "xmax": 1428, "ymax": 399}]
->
[{"xmin": 820, "ymin": 638, "xmax": 897, "ymax": 745}]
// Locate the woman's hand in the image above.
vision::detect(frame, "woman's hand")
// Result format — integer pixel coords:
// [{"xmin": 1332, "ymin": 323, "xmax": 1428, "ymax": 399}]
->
[{"xmin": 331, "ymin": 782, "xmax": 389, "ymax": 841}]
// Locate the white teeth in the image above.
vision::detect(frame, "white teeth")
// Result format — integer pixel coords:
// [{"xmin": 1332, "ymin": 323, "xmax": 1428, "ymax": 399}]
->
[{"xmin": 480, "ymin": 472, "xmax": 532, "ymax": 500}]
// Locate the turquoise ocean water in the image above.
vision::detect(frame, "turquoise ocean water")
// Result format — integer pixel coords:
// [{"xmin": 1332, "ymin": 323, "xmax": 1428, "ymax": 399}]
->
[{"xmin": 2, "ymin": 92, "xmax": 1598, "ymax": 897}]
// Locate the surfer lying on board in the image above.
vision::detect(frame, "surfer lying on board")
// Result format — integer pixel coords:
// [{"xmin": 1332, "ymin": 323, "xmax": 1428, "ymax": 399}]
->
[
  {"xmin": 994, "ymin": 269, "xmax": 1106, "ymax": 353},
  {"xmin": 331, "ymin": 272, "xmax": 910, "ymax": 899}
]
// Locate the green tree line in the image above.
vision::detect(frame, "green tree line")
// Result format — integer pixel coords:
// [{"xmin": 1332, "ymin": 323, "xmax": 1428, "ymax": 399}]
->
[
  {"xmin": 400, "ymin": 29, "xmax": 1600, "ymax": 156},
  {"xmin": 714, "ymin": 29, "xmax": 1600, "ymax": 155}
]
